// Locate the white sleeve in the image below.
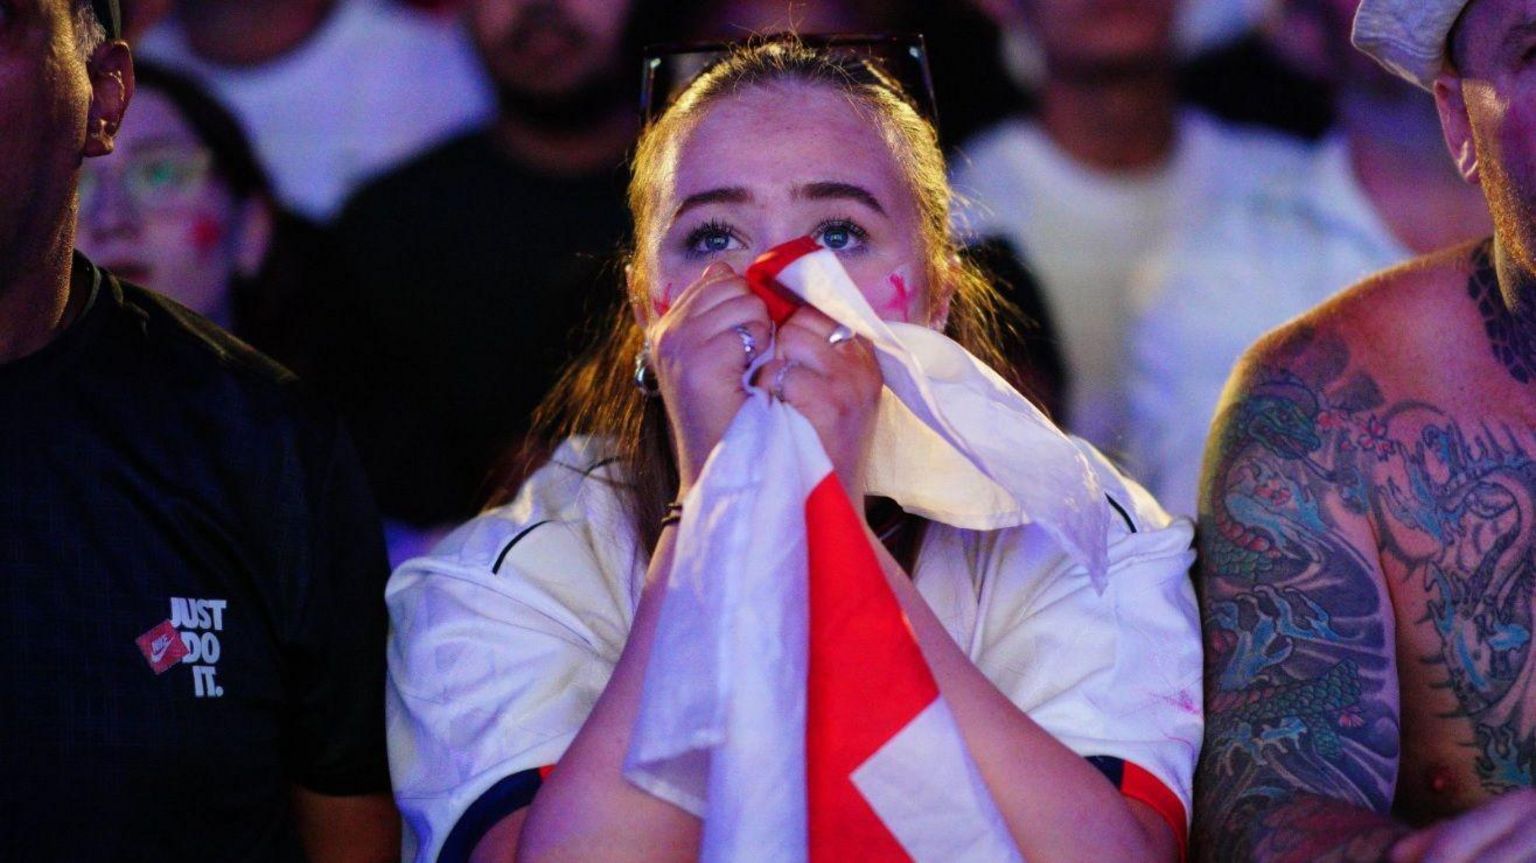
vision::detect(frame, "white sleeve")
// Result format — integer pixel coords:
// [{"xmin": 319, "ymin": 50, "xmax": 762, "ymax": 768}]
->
[
  {"xmin": 385, "ymin": 512, "xmax": 632, "ymax": 862},
  {"xmin": 970, "ymin": 496, "xmax": 1203, "ymax": 839}
]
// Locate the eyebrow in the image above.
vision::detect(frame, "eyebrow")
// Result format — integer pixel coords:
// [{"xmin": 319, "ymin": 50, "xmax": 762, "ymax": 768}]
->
[
  {"xmin": 674, "ymin": 187, "xmax": 750, "ymax": 219},
  {"xmin": 672, "ymin": 181, "xmax": 887, "ymax": 220},
  {"xmin": 121, "ymin": 135, "xmax": 202, "ymax": 154},
  {"xmin": 1498, "ymin": 20, "xmax": 1536, "ymax": 58},
  {"xmin": 795, "ymin": 181, "xmax": 886, "ymax": 216}
]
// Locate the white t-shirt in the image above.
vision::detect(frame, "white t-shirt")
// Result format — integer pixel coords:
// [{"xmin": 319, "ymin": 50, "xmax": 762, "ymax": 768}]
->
[
  {"xmin": 138, "ymin": 0, "xmax": 492, "ymax": 221},
  {"xmin": 951, "ymin": 110, "xmax": 1308, "ymax": 460},
  {"xmin": 1125, "ymin": 133, "xmax": 1412, "ymax": 517},
  {"xmin": 386, "ymin": 437, "xmax": 1203, "ymax": 862}
]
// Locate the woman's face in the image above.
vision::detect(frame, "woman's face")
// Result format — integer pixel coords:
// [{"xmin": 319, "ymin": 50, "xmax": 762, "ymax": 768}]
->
[
  {"xmin": 75, "ymin": 88, "xmax": 248, "ymax": 326},
  {"xmin": 643, "ymin": 84, "xmax": 932, "ymax": 325}
]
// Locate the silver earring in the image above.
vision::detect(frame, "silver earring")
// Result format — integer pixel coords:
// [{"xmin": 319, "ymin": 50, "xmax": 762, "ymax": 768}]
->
[{"xmin": 634, "ymin": 340, "xmax": 659, "ymax": 397}]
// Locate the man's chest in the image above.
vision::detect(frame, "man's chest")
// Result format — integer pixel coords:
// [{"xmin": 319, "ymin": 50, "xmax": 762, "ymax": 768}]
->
[
  {"xmin": 0, "ymin": 424, "xmax": 292, "ymax": 752},
  {"xmin": 1368, "ymin": 404, "xmax": 1536, "ymax": 819}
]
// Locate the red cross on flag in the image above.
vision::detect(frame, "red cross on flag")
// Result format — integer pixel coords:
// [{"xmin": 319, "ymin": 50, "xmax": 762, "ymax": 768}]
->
[{"xmin": 625, "ymin": 238, "xmax": 1108, "ymax": 861}]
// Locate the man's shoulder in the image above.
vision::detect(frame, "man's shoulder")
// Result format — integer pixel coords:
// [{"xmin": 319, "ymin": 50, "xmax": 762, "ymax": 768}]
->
[
  {"xmin": 1236, "ymin": 240, "xmax": 1483, "ymax": 384},
  {"xmin": 120, "ymin": 280, "xmax": 288, "ymax": 377},
  {"xmin": 114, "ymin": 278, "xmax": 338, "ymax": 429}
]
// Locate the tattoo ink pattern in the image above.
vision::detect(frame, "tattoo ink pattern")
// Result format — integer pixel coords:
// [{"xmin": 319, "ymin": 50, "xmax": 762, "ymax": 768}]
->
[
  {"xmin": 1388, "ymin": 420, "xmax": 1535, "ymax": 792},
  {"xmin": 1196, "ymin": 317, "xmax": 1535, "ymax": 860},
  {"xmin": 1469, "ymin": 239, "xmax": 1536, "ymax": 384}
]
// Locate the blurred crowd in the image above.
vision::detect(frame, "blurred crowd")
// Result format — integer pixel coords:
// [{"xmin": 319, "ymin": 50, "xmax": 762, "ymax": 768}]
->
[
  {"xmin": 9, "ymin": 0, "xmax": 1522, "ymax": 859},
  {"xmin": 90, "ymin": 0, "xmax": 1489, "ymax": 563}
]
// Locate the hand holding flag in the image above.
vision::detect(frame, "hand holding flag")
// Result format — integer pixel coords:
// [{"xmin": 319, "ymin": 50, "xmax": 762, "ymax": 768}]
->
[{"xmin": 625, "ymin": 237, "xmax": 1112, "ymax": 861}]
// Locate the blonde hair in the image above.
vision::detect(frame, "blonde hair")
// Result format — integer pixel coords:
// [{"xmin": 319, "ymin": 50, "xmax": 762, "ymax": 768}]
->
[{"xmin": 516, "ymin": 37, "xmax": 1021, "ymax": 554}]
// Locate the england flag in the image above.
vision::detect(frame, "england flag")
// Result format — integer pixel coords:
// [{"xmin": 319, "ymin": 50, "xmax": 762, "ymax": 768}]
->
[{"xmin": 624, "ymin": 237, "xmax": 1113, "ymax": 861}]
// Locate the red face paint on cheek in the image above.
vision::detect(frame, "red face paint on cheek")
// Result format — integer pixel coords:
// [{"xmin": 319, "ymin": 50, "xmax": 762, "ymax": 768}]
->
[
  {"xmin": 881, "ymin": 272, "xmax": 913, "ymax": 323},
  {"xmin": 189, "ymin": 215, "xmax": 226, "ymax": 254},
  {"xmin": 652, "ymin": 282, "xmax": 676, "ymax": 317}
]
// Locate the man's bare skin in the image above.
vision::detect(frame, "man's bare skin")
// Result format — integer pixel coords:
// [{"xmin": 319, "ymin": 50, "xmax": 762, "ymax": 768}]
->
[
  {"xmin": 1195, "ymin": 238, "xmax": 1536, "ymax": 861},
  {"xmin": 1194, "ymin": 0, "xmax": 1536, "ymax": 858}
]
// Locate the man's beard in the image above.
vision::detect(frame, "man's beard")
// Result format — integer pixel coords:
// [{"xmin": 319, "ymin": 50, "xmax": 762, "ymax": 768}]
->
[
  {"xmin": 485, "ymin": 0, "xmax": 631, "ymax": 133},
  {"xmin": 495, "ymin": 69, "xmax": 631, "ymax": 134}
]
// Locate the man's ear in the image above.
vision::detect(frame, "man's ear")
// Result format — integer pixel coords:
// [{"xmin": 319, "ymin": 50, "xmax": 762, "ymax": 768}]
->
[
  {"xmin": 83, "ymin": 41, "xmax": 134, "ymax": 159},
  {"xmin": 1434, "ymin": 71, "xmax": 1479, "ymax": 184}
]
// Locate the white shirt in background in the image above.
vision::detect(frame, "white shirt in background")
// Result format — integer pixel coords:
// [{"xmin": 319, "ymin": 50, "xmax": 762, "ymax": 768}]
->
[
  {"xmin": 952, "ymin": 109, "xmax": 1307, "ymax": 462},
  {"xmin": 139, "ymin": 0, "xmax": 493, "ymax": 221},
  {"xmin": 1125, "ymin": 133, "xmax": 1412, "ymax": 517}
]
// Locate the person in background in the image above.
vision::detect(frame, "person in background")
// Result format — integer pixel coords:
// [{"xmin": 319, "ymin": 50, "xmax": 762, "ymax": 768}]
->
[
  {"xmin": 136, "ymin": 0, "xmax": 492, "ymax": 221},
  {"xmin": 1126, "ymin": 0, "xmax": 1492, "ymax": 517},
  {"xmin": 115, "ymin": 0, "xmax": 170, "ymax": 39},
  {"xmin": 385, "ymin": 36, "xmax": 1200, "ymax": 863},
  {"xmin": 950, "ymin": 0, "xmax": 1307, "ymax": 461},
  {"xmin": 1194, "ymin": 0, "xmax": 1536, "ymax": 858},
  {"xmin": 320, "ymin": 0, "xmax": 665, "ymax": 565},
  {"xmin": 0, "ymin": 2, "xmax": 398, "ymax": 858},
  {"xmin": 74, "ymin": 60, "xmax": 324, "ymax": 371}
]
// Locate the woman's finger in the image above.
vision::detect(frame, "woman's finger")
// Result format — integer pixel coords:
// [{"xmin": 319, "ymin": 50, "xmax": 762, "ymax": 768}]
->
[
  {"xmin": 779, "ymin": 304, "xmax": 840, "ymax": 339},
  {"xmin": 775, "ymin": 314, "xmax": 874, "ymax": 377},
  {"xmin": 662, "ymin": 261, "xmax": 747, "ymax": 321}
]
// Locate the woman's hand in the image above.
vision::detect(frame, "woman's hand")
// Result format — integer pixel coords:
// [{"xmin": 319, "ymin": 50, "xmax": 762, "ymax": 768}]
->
[
  {"xmin": 755, "ymin": 305, "xmax": 882, "ymax": 497},
  {"xmin": 650, "ymin": 261, "xmax": 772, "ymax": 495}
]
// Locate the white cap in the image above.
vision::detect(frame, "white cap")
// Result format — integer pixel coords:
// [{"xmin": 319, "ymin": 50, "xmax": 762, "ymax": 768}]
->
[{"xmin": 1352, "ymin": 0, "xmax": 1472, "ymax": 90}]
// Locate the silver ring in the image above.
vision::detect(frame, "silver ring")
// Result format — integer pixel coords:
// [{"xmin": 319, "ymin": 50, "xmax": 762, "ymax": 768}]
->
[
  {"xmin": 733, "ymin": 324, "xmax": 757, "ymax": 363},
  {"xmin": 771, "ymin": 360, "xmax": 797, "ymax": 402},
  {"xmin": 827, "ymin": 324, "xmax": 855, "ymax": 346}
]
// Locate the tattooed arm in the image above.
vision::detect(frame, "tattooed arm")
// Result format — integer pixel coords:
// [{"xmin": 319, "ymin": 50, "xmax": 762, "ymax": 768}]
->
[{"xmin": 1193, "ymin": 329, "xmax": 1413, "ymax": 862}]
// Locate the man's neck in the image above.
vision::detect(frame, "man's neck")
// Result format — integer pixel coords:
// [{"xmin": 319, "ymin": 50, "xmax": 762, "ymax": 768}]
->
[
  {"xmin": 1493, "ymin": 235, "xmax": 1536, "ymax": 322},
  {"xmin": 1342, "ymin": 83, "xmax": 1492, "ymax": 255},
  {"xmin": 490, "ymin": 106, "xmax": 637, "ymax": 177},
  {"xmin": 1038, "ymin": 66, "xmax": 1177, "ymax": 172},
  {"xmin": 0, "ymin": 218, "xmax": 84, "ymax": 365},
  {"xmin": 176, "ymin": 0, "xmax": 336, "ymax": 67}
]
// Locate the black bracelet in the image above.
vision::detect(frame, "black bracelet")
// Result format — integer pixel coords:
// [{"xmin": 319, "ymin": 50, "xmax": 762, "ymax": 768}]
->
[{"xmin": 660, "ymin": 500, "xmax": 683, "ymax": 529}]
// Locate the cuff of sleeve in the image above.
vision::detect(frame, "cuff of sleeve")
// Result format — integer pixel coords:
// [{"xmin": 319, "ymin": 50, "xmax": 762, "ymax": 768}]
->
[
  {"xmin": 1086, "ymin": 756, "xmax": 1188, "ymax": 861},
  {"xmin": 437, "ymin": 766, "xmax": 553, "ymax": 863},
  {"xmin": 294, "ymin": 761, "xmax": 394, "ymax": 797}
]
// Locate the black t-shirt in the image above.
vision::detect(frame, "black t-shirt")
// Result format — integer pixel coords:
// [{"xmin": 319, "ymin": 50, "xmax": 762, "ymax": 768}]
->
[
  {"xmin": 0, "ymin": 257, "xmax": 392, "ymax": 861},
  {"xmin": 318, "ymin": 130, "xmax": 631, "ymax": 527}
]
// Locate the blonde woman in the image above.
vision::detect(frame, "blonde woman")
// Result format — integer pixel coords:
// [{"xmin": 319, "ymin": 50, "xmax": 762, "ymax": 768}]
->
[{"xmin": 386, "ymin": 37, "xmax": 1201, "ymax": 863}]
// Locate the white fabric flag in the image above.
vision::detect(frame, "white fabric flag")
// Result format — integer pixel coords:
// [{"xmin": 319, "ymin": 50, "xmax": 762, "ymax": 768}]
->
[{"xmin": 625, "ymin": 238, "xmax": 1102, "ymax": 861}]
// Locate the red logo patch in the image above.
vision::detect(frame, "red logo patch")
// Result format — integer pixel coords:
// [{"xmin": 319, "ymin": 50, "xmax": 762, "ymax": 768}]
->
[{"xmin": 136, "ymin": 619, "xmax": 189, "ymax": 674}]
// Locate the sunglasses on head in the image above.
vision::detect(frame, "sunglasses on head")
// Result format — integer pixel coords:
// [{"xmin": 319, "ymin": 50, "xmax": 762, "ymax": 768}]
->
[{"xmin": 639, "ymin": 33, "xmax": 939, "ymax": 130}]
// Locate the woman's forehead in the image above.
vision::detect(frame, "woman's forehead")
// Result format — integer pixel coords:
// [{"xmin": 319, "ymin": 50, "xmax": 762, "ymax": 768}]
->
[
  {"xmin": 665, "ymin": 84, "xmax": 907, "ymax": 201},
  {"xmin": 114, "ymin": 90, "xmax": 201, "ymax": 151}
]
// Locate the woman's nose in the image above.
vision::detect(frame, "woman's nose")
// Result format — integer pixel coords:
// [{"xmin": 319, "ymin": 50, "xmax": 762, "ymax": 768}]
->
[{"xmin": 83, "ymin": 170, "xmax": 142, "ymax": 240}]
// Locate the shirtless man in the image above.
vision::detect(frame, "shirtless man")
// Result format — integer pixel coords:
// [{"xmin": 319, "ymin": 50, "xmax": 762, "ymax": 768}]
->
[{"xmin": 1194, "ymin": 1, "xmax": 1536, "ymax": 860}]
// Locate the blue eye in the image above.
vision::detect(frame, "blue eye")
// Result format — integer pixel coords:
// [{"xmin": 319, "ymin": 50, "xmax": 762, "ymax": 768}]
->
[
  {"xmin": 684, "ymin": 221, "xmax": 743, "ymax": 257},
  {"xmin": 815, "ymin": 219, "xmax": 868, "ymax": 252}
]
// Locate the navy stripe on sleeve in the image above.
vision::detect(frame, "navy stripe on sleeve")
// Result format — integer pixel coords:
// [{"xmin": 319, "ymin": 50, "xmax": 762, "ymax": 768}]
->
[
  {"xmin": 1106, "ymin": 495, "xmax": 1137, "ymax": 533},
  {"xmin": 492, "ymin": 520, "xmax": 551, "ymax": 574},
  {"xmin": 437, "ymin": 768, "xmax": 545, "ymax": 863}
]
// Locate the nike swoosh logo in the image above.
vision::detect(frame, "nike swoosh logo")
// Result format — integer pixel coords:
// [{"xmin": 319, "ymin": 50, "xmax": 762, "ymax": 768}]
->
[{"xmin": 150, "ymin": 634, "xmax": 173, "ymax": 663}]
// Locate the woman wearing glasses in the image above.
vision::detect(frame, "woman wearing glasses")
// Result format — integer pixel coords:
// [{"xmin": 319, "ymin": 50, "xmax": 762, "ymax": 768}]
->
[
  {"xmin": 387, "ymin": 37, "xmax": 1200, "ymax": 863},
  {"xmin": 75, "ymin": 61, "xmax": 317, "ymax": 372}
]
